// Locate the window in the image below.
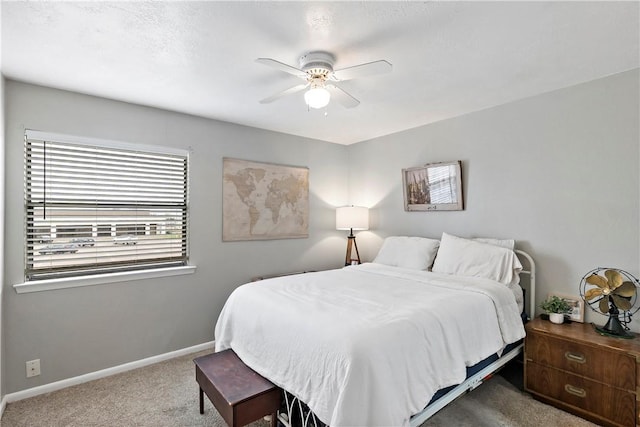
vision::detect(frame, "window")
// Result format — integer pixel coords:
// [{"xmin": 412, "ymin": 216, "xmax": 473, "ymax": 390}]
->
[
  {"xmin": 25, "ymin": 130, "xmax": 189, "ymax": 281},
  {"xmin": 426, "ymin": 164, "xmax": 459, "ymax": 204}
]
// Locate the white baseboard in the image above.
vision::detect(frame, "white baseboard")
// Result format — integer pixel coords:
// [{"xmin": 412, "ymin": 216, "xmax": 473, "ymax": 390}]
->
[{"xmin": 3, "ymin": 341, "xmax": 214, "ymax": 405}]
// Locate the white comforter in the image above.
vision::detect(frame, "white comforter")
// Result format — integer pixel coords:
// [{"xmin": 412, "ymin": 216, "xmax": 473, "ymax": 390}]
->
[{"xmin": 215, "ymin": 263, "xmax": 525, "ymax": 427}]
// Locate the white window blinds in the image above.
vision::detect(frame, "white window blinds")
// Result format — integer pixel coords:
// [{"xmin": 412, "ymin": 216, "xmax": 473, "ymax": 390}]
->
[{"xmin": 25, "ymin": 131, "xmax": 189, "ymax": 281}]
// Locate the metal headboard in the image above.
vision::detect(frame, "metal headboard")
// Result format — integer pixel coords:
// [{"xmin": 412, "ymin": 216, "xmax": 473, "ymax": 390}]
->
[{"xmin": 514, "ymin": 249, "xmax": 536, "ymax": 319}]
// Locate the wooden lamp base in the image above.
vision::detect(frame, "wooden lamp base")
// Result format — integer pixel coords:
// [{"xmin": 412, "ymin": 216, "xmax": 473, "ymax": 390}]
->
[{"xmin": 344, "ymin": 233, "xmax": 361, "ymax": 266}]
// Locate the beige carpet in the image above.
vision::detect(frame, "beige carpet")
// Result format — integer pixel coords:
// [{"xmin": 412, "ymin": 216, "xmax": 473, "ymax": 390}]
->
[{"xmin": 1, "ymin": 350, "xmax": 596, "ymax": 427}]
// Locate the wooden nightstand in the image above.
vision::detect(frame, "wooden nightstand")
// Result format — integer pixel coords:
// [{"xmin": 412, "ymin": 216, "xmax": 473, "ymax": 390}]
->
[{"xmin": 525, "ymin": 317, "xmax": 640, "ymax": 427}]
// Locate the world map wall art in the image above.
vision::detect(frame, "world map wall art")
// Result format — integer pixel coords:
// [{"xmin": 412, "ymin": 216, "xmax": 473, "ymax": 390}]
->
[{"xmin": 222, "ymin": 158, "xmax": 309, "ymax": 241}]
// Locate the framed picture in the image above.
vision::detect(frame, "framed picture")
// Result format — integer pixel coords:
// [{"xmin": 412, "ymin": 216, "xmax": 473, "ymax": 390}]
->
[
  {"xmin": 222, "ymin": 158, "xmax": 309, "ymax": 241},
  {"xmin": 549, "ymin": 293, "xmax": 585, "ymax": 323},
  {"xmin": 402, "ymin": 160, "xmax": 463, "ymax": 211}
]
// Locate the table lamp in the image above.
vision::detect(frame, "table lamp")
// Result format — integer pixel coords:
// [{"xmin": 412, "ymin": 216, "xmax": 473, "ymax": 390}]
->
[{"xmin": 336, "ymin": 206, "xmax": 369, "ymax": 266}]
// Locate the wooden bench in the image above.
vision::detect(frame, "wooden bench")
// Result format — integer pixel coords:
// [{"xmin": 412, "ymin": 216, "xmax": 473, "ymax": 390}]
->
[{"xmin": 194, "ymin": 349, "xmax": 280, "ymax": 427}]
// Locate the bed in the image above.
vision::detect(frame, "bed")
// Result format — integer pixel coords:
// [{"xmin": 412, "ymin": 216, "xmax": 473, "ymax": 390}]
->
[{"xmin": 215, "ymin": 233, "xmax": 536, "ymax": 427}]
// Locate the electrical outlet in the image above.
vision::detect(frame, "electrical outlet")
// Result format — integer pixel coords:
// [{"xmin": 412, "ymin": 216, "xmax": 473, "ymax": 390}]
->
[{"xmin": 26, "ymin": 359, "xmax": 40, "ymax": 378}]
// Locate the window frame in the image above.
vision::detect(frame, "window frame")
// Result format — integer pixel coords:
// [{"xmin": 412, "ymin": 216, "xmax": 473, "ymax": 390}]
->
[{"xmin": 16, "ymin": 130, "xmax": 194, "ymax": 292}]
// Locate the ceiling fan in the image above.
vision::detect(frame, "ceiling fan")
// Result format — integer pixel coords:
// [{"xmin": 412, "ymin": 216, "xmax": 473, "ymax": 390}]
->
[{"xmin": 256, "ymin": 51, "xmax": 392, "ymax": 109}]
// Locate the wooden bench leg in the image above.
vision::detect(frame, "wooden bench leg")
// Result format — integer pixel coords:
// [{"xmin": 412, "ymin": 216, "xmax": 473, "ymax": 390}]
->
[
  {"xmin": 270, "ymin": 412, "xmax": 277, "ymax": 427},
  {"xmin": 199, "ymin": 387, "xmax": 204, "ymax": 414}
]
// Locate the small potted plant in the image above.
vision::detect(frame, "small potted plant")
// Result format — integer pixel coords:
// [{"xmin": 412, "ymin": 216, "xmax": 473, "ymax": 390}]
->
[{"xmin": 540, "ymin": 295, "xmax": 572, "ymax": 324}]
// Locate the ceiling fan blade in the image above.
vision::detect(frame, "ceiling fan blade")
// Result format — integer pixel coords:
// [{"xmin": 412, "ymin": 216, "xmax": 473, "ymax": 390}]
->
[
  {"xmin": 256, "ymin": 58, "xmax": 307, "ymax": 78},
  {"xmin": 332, "ymin": 60, "xmax": 392, "ymax": 81},
  {"xmin": 326, "ymin": 84, "xmax": 360, "ymax": 109},
  {"xmin": 259, "ymin": 83, "xmax": 309, "ymax": 104}
]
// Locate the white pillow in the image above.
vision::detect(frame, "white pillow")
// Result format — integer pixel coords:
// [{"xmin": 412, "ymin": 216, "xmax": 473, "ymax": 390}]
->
[
  {"xmin": 373, "ymin": 236, "xmax": 440, "ymax": 270},
  {"xmin": 473, "ymin": 237, "xmax": 515, "ymax": 250},
  {"xmin": 432, "ymin": 232, "xmax": 522, "ymax": 285}
]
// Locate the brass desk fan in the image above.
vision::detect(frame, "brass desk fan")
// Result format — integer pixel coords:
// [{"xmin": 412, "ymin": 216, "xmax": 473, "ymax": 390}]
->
[{"xmin": 580, "ymin": 268, "xmax": 640, "ymax": 339}]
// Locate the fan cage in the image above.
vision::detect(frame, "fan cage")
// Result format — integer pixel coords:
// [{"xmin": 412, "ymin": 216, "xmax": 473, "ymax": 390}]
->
[{"xmin": 580, "ymin": 267, "xmax": 640, "ymax": 331}]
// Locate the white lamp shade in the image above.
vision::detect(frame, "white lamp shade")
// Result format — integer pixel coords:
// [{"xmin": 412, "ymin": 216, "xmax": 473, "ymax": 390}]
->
[
  {"xmin": 336, "ymin": 206, "xmax": 369, "ymax": 231},
  {"xmin": 304, "ymin": 87, "xmax": 331, "ymax": 109}
]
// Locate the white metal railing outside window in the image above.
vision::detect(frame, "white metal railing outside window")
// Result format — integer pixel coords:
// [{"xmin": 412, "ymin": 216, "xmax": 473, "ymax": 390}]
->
[{"xmin": 24, "ymin": 130, "xmax": 189, "ymax": 281}]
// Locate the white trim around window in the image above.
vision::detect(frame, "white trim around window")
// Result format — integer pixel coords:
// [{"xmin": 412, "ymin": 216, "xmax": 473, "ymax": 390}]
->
[
  {"xmin": 24, "ymin": 130, "xmax": 189, "ymax": 157},
  {"xmin": 13, "ymin": 265, "xmax": 197, "ymax": 294},
  {"xmin": 22, "ymin": 129, "xmax": 193, "ymax": 285}
]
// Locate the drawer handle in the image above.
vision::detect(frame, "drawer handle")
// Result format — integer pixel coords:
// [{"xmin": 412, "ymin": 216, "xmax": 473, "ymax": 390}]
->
[
  {"xmin": 564, "ymin": 351, "xmax": 586, "ymax": 364},
  {"xmin": 564, "ymin": 384, "xmax": 587, "ymax": 398}
]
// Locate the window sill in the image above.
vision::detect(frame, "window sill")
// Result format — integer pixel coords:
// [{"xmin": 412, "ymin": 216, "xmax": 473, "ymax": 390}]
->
[{"xmin": 13, "ymin": 265, "xmax": 197, "ymax": 294}]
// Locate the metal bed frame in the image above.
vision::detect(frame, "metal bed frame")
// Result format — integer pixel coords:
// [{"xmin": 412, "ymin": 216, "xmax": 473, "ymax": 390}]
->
[{"xmin": 276, "ymin": 250, "xmax": 536, "ymax": 427}]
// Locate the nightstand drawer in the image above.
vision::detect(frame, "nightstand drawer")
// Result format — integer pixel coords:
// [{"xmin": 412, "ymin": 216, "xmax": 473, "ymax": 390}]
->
[
  {"xmin": 526, "ymin": 330, "xmax": 636, "ymax": 390},
  {"xmin": 526, "ymin": 362, "xmax": 636, "ymax": 427}
]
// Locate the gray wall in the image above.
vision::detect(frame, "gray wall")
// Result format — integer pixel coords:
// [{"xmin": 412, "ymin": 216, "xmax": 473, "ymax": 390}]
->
[
  {"xmin": 3, "ymin": 69, "xmax": 639, "ymax": 395},
  {"xmin": 349, "ymin": 69, "xmax": 640, "ymax": 328},
  {"xmin": 3, "ymin": 81, "xmax": 349, "ymax": 393}
]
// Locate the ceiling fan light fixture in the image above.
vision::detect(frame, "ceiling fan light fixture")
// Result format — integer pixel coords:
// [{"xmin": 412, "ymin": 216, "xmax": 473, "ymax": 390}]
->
[
  {"xmin": 257, "ymin": 51, "xmax": 390, "ymax": 109},
  {"xmin": 304, "ymin": 86, "xmax": 331, "ymax": 109}
]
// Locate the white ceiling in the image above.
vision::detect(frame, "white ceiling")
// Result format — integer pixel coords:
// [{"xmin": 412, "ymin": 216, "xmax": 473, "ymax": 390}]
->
[{"xmin": 1, "ymin": 1, "xmax": 638, "ymax": 145}]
